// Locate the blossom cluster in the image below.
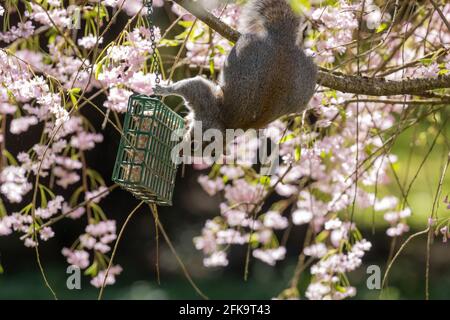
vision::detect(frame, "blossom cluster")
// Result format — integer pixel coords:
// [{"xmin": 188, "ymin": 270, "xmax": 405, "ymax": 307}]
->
[
  {"xmin": 0, "ymin": 0, "xmax": 448, "ymax": 299},
  {"xmin": 184, "ymin": 0, "xmax": 450, "ymax": 299}
]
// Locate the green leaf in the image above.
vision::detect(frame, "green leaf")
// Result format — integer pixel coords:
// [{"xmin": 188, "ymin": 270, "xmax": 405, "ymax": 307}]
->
[
  {"xmin": 259, "ymin": 176, "xmax": 271, "ymax": 186},
  {"xmin": 376, "ymin": 22, "xmax": 388, "ymax": 33},
  {"xmin": 209, "ymin": 59, "xmax": 215, "ymax": 76},
  {"xmin": 86, "ymin": 168, "xmax": 106, "ymax": 186},
  {"xmin": 84, "ymin": 262, "xmax": 98, "ymax": 276},
  {"xmin": 215, "ymin": 44, "xmax": 226, "ymax": 55},
  {"xmin": 2, "ymin": 150, "xmax": 18, "ymax": 166},
  {"xmin": 24, "ymin": 0, "xmax": 33, "ymax": 13},
  {"xmin": 20, "ymin": 203, "xmax": 33, "ymax": 215},
  {"xmin": 178, "ymin": 20, "xmax": 194, "ymax": 28},
  {"xmin": 39, "ymin": 185, "xmax": 48, "ymax": 209},
  {"xmin": 289, "ymin": 0, "xmax": 310, "ymax": 13},
  {"xmin": 89, "ymin": 202, "xmax": 107, "ymax": 220},
  {"xmin": 70, "ymin": 186, "xmax": 84, "ymax": 207},
  {"xmin": 335, "ymin": 285, "xmax": 347, "ymax": 293},
  {"xmin": 68, "ymin": 88, "xmax": 81, "ymax": 109},
  {"xmin": 159, "ymin": 39, "xmax": 182, "ymax": 47},
  {"xmin": 95, "ymin": 62, "xmax": 103, "ymax": 80},
  {"xmin": 419, "ymin": 58, "xmax": 433, "ymax": 66},
  {"xmin": 294, "ymin": 146, "xmax": 301, "ymax": 161},
  {"xmin": 279, "ymin": 133, "xmax": 296, "ymax": 144},
  {"xmin": 0, "ymin": 198, "xmax": 6, "ymax": 218},
  {"xmin": 315, "ymin": 230, "xmax": 330, "ymax": 243},
  {"xmin": 249, "ymin": 233, "xmax": 260, "ymax": 248},
  {"xmin": 39, "ymin": 184, "xmax": 56, "ymax": 199}
]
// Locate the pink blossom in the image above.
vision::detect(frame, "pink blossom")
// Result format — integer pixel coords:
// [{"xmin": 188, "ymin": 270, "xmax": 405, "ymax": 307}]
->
[
  {"xmin": 35, "ymin": 195, "xmax": 64, "ymax": 219},
  {"xmin": 78, "ymin": 35, "xmax": 103, "ymax": 49},
  {"xmin": 127, "ymin": 71, "xmax": 154, "ymax": 94},
  {"xmin": 100, "ymin": 234, "xmax": 117, "ymax": 244},
  {"xmin": 0, "ymin": 166, "xmax": 32, "ymax": 203},
  {"xmin": 203, "ymin": 251, "xmax": 229, "ymax": 267},
  {"xmin": 330, "ymin": 227, "xmax": 347, "ymax": 248},
  {"xmin": 253, "ymin": 230, "xmax": 271, "ymax": 245},
  {"xmin": 10, "ymin": 116, "xmax": 38, "ymax": 134},
  {"xmin": 94, "ymin": 242, "xmax": 111, "ymax": 253},
  {"xmin": 198, "ymin": 176, "xmax": 224, "ymax": 196},
  {"xmin": 0, "ymin": 217, "xmax": 13, "ymax": 236},
  {"xmin": 415, "ymin": 63, "xmax": 440, "ymax": 78},
  {"xmin": 253, "ymin": 247, "xmax": 286, "ymax": 266},
  {"xmin": 292, "ymin": 209, "xmax": 313, "ymax": 225},
  {"xmin": 365, "ymin": 3, "xmax": 382, "ymax": 30},
  {"xmin": 63, "ymin": 203, "xmax": 86, "ymax": 220},
  {"xmin": 53, "ymin": 167, "xmax": 80, "ymax": 188},
  {"xmin": 70, "ymin": 132, "xmax": 104, "ymax": 150},
  {"xmin": 0, "ymin": 21, "xmax": 35, "ymax": 43},
  {"xmin": 86, "ymin": 220, "xmax": 116, "ymax": 237},
  {"xmin": 39, "ymin": 226, "xmax": 55, "ymax": 241},
  {"xmin": 216, "ymin": 229, "xmax": 248, "ymax": 245},
  {"xmin": 324, "ymin": 218, "xmax": 342, "ymax": 230},
  {"xmin": 219, "ymin": 166, "xmax": 244, "ymax": 179},
  {"xmin": 55, "ymin": 157, "xmax": 82, "ymax": 170},
  {"xmin": 386, "ymin": 223, "xmax": 410, "ymax": 237},
  {"xmin": 263, "ymin": 211, "xmax": 288, "ymax": 229},
  {"xmin": 24, "ymin": 238, "xmax": 37, "ymax": 248},
  {"xmin": 224, "ymin": 179, "xmax": 265, "ymax": 211},
  {"xmin": 194, "ymin": 231, "xmax": 218, "ymax": 255},
  {"xmin": 90, "ymin": 265, "xmax": 122, "ymax": 288},
  {"xmin": 103, "ymin": 87, "xmax": 133, "ymax": 113},
  {"xmin": 80, "ymin": 234, "xmax": 96, "ymax": 249},
  {"xmin": 27, "ymin": 4, "xmax": 70, "ymax": 28},
  {"xmin": 305, "ymin": 282, "xmax": 331, "ymax": 300},
  {"xmin": 85, "ymin": 186, "xmax": 109, "ymax": 203},
  {"xmin": 62, "ymin": 248, "xmax": 90, "ymax": 269},
  {"xmin": 220, "ymin": 204, "xmax": 247, "ymax": 226},
  {"xmin": 304, "ymin": 243, "xmax": 328, "ymax": 258},
  {"xmin": 374, "ymin": 196, "xmax": 398, "ymax": 211}
]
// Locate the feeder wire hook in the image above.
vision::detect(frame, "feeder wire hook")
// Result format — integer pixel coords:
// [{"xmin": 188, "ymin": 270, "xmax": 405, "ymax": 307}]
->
[{"xmin": 145, "ymin": 0, "xmax": 161, "ymax": 85}]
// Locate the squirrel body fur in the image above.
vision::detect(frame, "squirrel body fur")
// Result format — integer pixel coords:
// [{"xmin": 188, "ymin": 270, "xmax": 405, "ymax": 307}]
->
[{"xmin": 155, "ymin": 0, "xmax": 317, "ymax": 135}]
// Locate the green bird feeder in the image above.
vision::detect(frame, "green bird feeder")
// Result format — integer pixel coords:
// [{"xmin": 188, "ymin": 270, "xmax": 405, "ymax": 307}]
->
[
  {"xmin": 112, "ymin": 94, "xmax": 185, "ymax": 206},
  {"xmin": 112, "ymin": 0, "xmax": 184, "ymax": 206}
]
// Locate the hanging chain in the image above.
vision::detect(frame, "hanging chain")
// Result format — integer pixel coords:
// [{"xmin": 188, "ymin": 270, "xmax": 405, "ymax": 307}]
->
[{"xmin": 145, "ymin": 0, "xmax": 161, "ymax": 84}]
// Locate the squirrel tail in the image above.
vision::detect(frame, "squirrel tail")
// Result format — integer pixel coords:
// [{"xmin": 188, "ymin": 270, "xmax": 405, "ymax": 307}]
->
[{"xmin": 239, "ymin": 0, "xmax": 300, "ymax": 35}]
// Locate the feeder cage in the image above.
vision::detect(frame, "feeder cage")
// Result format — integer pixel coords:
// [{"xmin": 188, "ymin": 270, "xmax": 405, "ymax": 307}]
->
[{"xmin": 112, "ymin": 94, "xmax": 185, "ymax": 206}]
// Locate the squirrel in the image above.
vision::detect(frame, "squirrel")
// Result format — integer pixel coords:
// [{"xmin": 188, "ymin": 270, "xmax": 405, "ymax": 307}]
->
[{"xmin": 154, "ymin": 0, "xmax": 317, "ymax": 139}]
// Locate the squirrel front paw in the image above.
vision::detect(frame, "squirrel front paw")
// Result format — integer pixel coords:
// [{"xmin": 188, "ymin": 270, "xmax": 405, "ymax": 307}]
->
[{"xmin": 153, "ymin": 85, "xmax": 170, "ymax": 97}]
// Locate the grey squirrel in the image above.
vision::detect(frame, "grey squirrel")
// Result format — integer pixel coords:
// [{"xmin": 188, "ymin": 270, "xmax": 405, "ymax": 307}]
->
[{"xmin": 154, "ymin": 0, "xmax": 317, "ymax": 137}]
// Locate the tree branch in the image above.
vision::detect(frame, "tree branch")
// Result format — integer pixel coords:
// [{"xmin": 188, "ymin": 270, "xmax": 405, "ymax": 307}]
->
[
  {"xmin": 318, "ymin": 71, "xmax": 450, "ymax": 96},
  {"xmin": 173, "ymin": 0, "xmax": 240, "ymax": 43},
  {"xmin": 172, "ymin": 0, "xmax": 450, "ymax": 97}
]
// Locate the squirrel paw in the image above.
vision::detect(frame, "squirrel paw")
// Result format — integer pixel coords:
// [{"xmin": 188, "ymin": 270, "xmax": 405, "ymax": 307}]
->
[{"xmin": 153, "ymin": 85, "xmax": 171, "ymax": 97}]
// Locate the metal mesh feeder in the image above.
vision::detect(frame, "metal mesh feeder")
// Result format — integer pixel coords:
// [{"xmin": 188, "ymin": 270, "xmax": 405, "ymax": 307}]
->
[{"xmin": 112, "ymin": 94, "xmax": 185, "ymax": 206}]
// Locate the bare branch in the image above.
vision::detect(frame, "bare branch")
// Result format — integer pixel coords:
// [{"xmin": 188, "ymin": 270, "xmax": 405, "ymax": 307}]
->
[
  {"xmin": 318, "ymin": 71, "xmax": 450, "ymax": 96},
  {"xmin": 430, "ymin": 0, "xmax": 450, "ymax": 33},
  {"xmin": 172, "ymin": 0, "xmax": 450, "ymax": 97},
  {"xmin": 172, "ymin": 0, "xmax": 240, "ymax": 42}
]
